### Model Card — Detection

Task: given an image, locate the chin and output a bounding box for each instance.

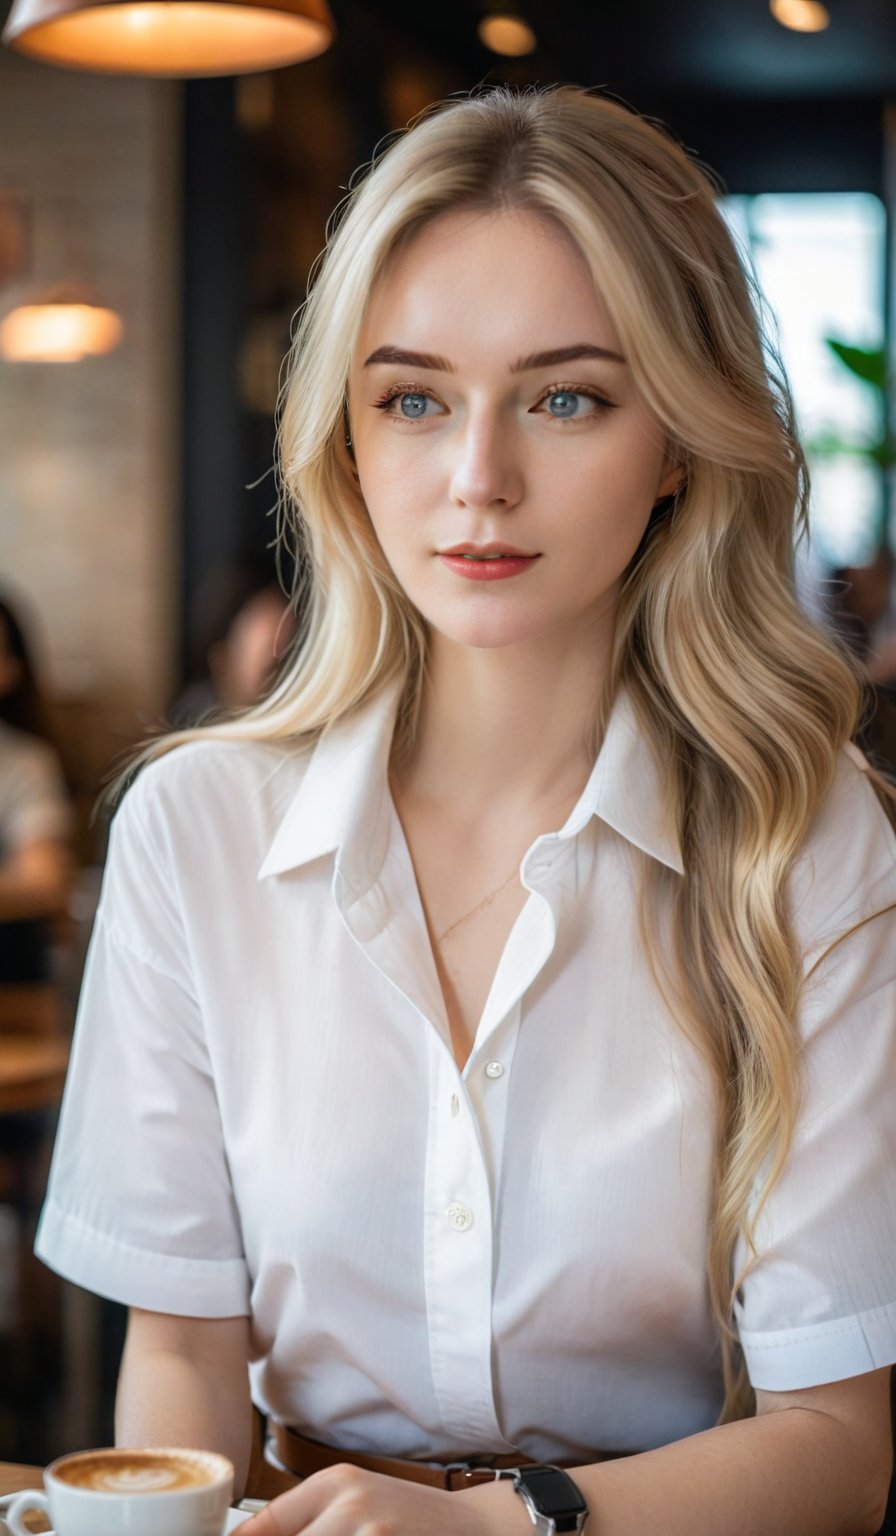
[425,606,555,652]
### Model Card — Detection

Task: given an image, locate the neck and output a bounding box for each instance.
[393,622,614,824]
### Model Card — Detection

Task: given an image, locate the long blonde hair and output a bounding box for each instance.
[120,86,894,1423]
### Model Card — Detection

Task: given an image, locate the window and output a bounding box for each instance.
[723,193,887,573]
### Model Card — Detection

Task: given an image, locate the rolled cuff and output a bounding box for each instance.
[741,1300,896,1390]
[35,1198,251,1317]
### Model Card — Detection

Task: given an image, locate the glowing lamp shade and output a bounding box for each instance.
[769,0,830,33]
[0,292,124,362]
[477,14,537,56]
[1,0,335,76]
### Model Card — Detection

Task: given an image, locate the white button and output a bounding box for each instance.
[445,1202,473,1232]
[449,1094,460,1117]
[485,1060,504,1080]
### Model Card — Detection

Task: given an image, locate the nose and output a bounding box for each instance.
[448,411,523,512]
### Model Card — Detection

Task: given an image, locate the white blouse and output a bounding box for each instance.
[36,679,896,1460]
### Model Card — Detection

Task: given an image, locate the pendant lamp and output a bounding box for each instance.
[769,0,830,31]
[2,0,335,77]
[478,15,537,57]
[0,281,124,362]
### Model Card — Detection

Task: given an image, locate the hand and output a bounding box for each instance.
[242,1463,530,1535]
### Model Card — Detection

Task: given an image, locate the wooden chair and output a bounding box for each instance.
[0,982,69,1129]
[0,983,65,1039]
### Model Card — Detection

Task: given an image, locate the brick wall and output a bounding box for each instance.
[0,46,181,790]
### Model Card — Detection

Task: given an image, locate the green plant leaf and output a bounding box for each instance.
[825,338,887,391]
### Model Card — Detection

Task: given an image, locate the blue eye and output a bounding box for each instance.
[397,392,433,418]
[374,386,446,423]
[545,391,593,419]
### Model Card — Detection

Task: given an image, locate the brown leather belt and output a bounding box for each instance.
[271,1422,572,1491]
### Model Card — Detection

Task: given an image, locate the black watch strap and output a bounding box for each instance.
[500,1464,589,1533]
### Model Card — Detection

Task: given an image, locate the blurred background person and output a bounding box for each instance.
[0,592,72,985]
[170,564,297,728]
[0,590,75,1457]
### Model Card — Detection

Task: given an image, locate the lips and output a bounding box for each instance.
[438,550,540,581]
[439,543,538,558]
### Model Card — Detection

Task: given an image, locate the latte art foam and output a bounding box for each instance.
[85,1468,192,1493]
[54,1454,216,1493]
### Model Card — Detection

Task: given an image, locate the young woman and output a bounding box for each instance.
[36,87,895,1536]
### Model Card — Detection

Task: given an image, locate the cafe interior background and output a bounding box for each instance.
[0,0,895,1468]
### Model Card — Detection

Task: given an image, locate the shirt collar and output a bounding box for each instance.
[558,687,684,874]
[258,676,683,883]
[257,677,404,888]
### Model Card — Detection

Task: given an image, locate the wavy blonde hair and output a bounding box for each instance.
[121,86,894,1424]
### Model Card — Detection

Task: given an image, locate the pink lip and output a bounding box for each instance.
[440,542,537,557]
[438,553,540,581]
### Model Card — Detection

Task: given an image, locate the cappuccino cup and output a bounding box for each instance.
[5,1447,234,1536]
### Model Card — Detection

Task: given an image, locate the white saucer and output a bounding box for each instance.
[227,1510,256,1532]
[0,1502,257,1536]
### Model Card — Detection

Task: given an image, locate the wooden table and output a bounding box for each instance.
[0,1463,43,1494]
[0,1464,48,1533]
[0,1035,69,1114]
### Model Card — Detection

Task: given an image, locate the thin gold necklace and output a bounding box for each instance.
[436,864,521,945]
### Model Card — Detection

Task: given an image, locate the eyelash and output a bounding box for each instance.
[534,383,616,418]
[370,382,616,422]
[371,383,431,416]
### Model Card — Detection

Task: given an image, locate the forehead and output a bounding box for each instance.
[355,207,620,360]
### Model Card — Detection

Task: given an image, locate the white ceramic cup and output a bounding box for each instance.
[5,1447,234,1536]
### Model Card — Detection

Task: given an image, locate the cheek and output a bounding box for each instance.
[357,450,436,550]
[549,452,658,560]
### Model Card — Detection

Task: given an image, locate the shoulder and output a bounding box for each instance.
[114,732,317,863]
[790,744,896,967]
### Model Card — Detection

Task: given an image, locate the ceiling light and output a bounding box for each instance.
[769,0,830,33]
[478,14,537,57]
[0,283,123,362]
[1,0,335,77]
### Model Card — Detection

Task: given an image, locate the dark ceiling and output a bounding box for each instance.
[348,0,896,101]
[0,0,895,99]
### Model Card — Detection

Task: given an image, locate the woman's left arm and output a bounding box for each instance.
[246,1368,892,1536]
[506,1368,894,1536]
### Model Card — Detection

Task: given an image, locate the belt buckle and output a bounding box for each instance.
[442,1458,506,1491]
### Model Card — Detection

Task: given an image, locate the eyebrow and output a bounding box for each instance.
[362,342,626,371]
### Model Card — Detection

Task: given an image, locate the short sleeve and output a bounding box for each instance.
[0,732,71,850]
[35,769,250,1316]
[735,758,896,1391]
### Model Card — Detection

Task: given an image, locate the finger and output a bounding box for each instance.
[240,1484,310,1536]
[240,1466,370,1536]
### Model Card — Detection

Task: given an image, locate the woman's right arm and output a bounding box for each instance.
[115,1309,254,1496]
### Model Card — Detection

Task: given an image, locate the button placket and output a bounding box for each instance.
[423,1044,508,1446]
[462,998,522,1202]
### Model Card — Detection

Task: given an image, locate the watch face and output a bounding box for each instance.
[517,1466,588,1517]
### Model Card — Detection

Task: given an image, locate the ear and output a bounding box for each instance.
[654,463,686,503]
[342,407,360,484]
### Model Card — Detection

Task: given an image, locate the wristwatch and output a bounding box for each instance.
[498,1465,589,1533]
